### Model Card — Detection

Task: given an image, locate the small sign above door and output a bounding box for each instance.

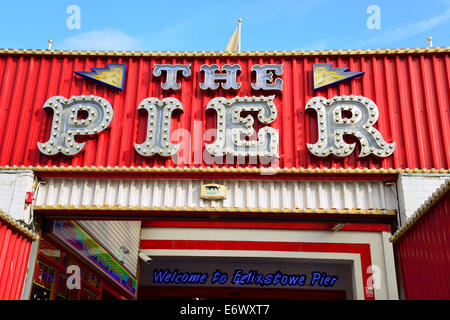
[200,184,227,200]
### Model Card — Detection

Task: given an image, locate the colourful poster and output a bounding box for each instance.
[53,220,137,296]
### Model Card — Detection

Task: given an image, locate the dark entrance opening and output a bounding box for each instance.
[138,286,346,300]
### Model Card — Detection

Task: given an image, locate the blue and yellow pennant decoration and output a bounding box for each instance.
[75,63,126,91]
[313,63,364,91]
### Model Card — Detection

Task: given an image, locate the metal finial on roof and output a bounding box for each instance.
[427,36,433,48]
[47,40,53,50]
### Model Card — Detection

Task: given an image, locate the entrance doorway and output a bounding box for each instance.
[138,285,346,300]
[137,256,353,300]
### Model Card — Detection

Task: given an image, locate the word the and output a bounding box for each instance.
[154,64,283,91]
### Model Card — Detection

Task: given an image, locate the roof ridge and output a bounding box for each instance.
[0,47,449,57]
[390,179,450,242]
[0,165,449,174]
[0,209,39,241]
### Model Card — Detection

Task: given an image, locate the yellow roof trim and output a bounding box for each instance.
[34,204,396,216]
[0,210,39,241]
[0,165,448,175]
[0,47,449,57]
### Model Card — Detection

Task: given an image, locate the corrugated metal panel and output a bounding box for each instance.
[0,52,448,171]
[0,213,34,300]
[393,181,450,299]
[77,220,141,276]
[35,178,397,213]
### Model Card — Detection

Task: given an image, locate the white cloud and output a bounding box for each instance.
[58,28,142,51]
[302,39,330,51]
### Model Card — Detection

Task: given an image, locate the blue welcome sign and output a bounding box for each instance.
[153,268,338,288]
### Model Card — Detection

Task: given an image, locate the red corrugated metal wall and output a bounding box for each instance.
[0,52,448,170]
[0,219,33,300]
[395,191,450,299]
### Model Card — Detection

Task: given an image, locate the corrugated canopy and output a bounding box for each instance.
[35,178,397,216]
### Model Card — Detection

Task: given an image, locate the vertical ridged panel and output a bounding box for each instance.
[0,219,32,300]
[0,53,448,170]
[35,178,398,211]
[395,192,450,299]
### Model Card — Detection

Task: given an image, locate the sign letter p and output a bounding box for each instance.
[38,95,113,156]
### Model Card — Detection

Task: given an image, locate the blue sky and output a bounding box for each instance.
[0,0,449,51]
